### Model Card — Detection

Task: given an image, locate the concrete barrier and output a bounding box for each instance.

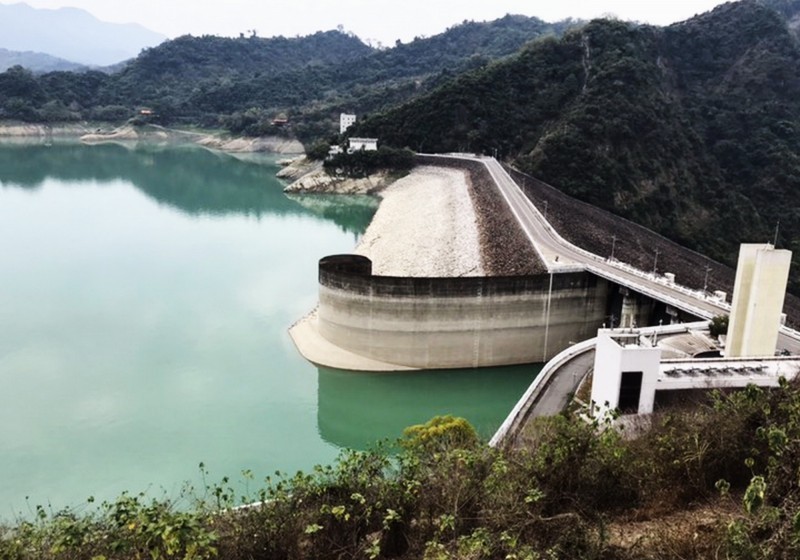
[489,337,597,447]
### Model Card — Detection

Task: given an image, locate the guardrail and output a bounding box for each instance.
[602,260,731,309]
[780,325,800,342]
[489,336,597,447]
[484,159,733,319]
[585,264,722,320]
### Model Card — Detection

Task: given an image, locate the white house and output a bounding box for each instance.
[348,137,378,152]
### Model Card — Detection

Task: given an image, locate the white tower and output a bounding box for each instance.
[340,113,356,134]
[726,243,792,357]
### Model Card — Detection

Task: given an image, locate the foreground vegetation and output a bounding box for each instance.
[5,380,800,559]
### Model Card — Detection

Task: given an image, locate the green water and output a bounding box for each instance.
[0,142,540,518]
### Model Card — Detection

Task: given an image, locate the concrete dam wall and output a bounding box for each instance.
[317,255,610,369]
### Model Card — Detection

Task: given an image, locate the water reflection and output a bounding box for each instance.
[316,365,541,449]
[0,142,377,234]
[286,193,379,237]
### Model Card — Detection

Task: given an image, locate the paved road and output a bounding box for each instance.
[482,158,727,316]
[529,350,595,417]
[478,157,800,354]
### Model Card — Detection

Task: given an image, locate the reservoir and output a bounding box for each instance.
[0,142,540,517]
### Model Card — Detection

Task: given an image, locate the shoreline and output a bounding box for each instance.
[0,121,306,155]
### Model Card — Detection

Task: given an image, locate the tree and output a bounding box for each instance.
[709,315,729,337]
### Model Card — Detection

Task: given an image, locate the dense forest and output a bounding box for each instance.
[0,16,575,139]
[355,0,800,290]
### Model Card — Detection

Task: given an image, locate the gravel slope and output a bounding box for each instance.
[354,166,483,277]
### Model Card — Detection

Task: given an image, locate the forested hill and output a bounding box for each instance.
[354,0,800,291]
[0,15,575,137]
[0,48,85,73]
[116,31,373,87]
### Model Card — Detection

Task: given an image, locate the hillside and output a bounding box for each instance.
[0,15,576,136]
[0,48,84,73]
[0,2,165,66]
[355,0,800,291]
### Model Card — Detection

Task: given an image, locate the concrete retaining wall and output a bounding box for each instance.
[318,254,609,369]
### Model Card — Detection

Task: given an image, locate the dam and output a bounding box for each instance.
[290,155,799,372]
[317,255,606,368]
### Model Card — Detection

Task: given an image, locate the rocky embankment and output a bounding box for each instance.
[81,124,173,143]
[196,134,304,154]
[281,159,395,195]
[415,156,547,276]
[284,167,393,195]
[0,123,96,137]
[283,156,546,276]
[282,162,483,275]
[83,124,305,154]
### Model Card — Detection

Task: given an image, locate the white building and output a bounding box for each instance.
[340,113,356,134]
[348,137,378,152]
[590,330,662,418]
[590,326,800,419]
[726,243,792,357]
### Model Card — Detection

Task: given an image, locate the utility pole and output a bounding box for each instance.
[652,249,660,275]
[773,220,781,247]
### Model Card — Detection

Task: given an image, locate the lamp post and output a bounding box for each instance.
[703,265,711,293]
[652,249,660,275]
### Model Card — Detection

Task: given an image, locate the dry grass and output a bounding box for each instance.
[603,497,742,560]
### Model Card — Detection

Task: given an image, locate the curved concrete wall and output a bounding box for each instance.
[318,255,609,369]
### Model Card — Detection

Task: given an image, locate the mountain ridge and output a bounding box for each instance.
[0,2,166,66]
[0,47,85,73]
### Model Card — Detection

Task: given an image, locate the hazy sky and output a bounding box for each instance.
[16,0,731,44]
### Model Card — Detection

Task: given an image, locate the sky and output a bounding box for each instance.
[15,0,732,45]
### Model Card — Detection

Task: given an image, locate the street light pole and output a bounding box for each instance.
[652,249,660,275]
[703,265,711,293]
